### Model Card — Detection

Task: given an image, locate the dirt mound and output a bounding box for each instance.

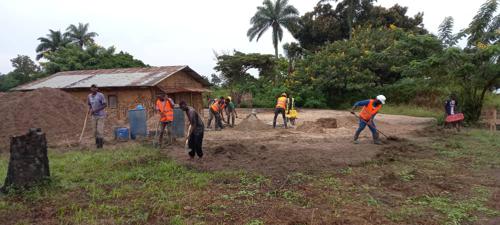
[296,121,325,133]
[209,143,252,160]
[235,115,269,131]
[0,88,118,151]
[316,118,338,128]
[296,118,338,133]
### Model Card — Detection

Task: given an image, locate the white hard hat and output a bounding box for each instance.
[376,95,386,104]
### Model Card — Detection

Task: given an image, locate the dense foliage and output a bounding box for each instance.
[42,44,146,74]
[215,0,499,123]
[289,1,426,51]
[0,55,41,91]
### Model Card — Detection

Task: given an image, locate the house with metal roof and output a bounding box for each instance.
[14,66,211,119]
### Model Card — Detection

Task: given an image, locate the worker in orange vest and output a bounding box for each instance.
[350,95,386,145]
[156,94,175,147]
[208,96,225,131]
[273,93,288,129]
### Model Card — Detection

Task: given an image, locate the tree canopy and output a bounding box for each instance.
[290,1,426,51]
[1,23,146,91]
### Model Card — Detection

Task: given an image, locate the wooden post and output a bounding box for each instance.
[491,108,498,132]
[2,128,50,192]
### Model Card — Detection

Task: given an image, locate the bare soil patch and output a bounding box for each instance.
[166,109,435,177]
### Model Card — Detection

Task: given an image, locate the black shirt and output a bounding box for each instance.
[187,107,204,134]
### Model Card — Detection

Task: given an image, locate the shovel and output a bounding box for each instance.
[152,120,160,148]
[79,109,90,144]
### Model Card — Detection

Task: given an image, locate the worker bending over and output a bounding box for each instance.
[350,95,386,145]
[156,94,175,147]
[207,96,225,130]
[225,97,238,127]
[273,93,288,129]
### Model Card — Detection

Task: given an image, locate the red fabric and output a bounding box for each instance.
[446,113,464,123]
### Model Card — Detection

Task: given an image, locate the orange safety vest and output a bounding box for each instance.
[359,99,382,121]
[276,97,287,109]
[156,99,174,122]
[210,100,220,112]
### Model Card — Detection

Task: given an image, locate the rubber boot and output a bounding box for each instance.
[97,138,104,149]
[373,133,382,145]
[353,131,361,144]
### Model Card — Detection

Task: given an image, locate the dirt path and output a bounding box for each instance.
[165,109,436,177]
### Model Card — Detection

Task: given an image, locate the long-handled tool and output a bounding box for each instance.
[152,119,160,148]
[79,109,90,143]
[351,112,393,139]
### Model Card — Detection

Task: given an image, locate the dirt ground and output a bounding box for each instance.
[165,109,436,177]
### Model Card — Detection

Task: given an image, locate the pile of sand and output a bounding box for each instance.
[296,118,338,133]
[0,88,118,151]
[235,115,269,131]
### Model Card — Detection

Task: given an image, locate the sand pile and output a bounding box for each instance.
[296,118,338,133]
[235,115,269,131]
[0,88,118,151]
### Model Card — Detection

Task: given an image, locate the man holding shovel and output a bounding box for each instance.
[180,101,205,159]
[87,84,107,149]
[350,95,386,145]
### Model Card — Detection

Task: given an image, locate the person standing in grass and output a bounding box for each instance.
[87,84,107,149]
[180,101,205,159]
[225,97,238,127]
[444,94,462,131]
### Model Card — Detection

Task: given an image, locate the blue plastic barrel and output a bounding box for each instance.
[172,107,185,138]
[114,127,130,141]
[128,109,147,139]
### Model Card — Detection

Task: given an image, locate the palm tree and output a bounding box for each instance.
[65,23,98,48]
[35,30,69,60]
[247,0,300,57]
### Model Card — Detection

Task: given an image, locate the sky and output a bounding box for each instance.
[0,0,485,77]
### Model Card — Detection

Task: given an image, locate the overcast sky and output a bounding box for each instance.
[0,0,484,77]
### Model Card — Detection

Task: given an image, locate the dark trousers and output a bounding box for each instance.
[273,108,287,128]
[210,109,223,130]
[188,131,204,158]
[354,119,378,140]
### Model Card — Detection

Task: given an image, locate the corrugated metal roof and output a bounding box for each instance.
[14,66,210,91]
[160,87,212,94]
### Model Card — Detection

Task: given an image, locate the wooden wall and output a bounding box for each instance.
[156,71,205,116]
[67,87,155,121]
[65,70,208,120]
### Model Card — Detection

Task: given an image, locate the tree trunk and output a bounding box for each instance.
[1,128,50,192]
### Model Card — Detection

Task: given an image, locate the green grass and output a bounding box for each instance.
[380,104,442,118]
[0,129,498,224]
[484,93,500,109]
[0,146,214,224]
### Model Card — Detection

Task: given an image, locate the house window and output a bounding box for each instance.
[108,95,118,108]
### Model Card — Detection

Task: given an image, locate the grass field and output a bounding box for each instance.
[380,104,442,118]
[0,129,499,224]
